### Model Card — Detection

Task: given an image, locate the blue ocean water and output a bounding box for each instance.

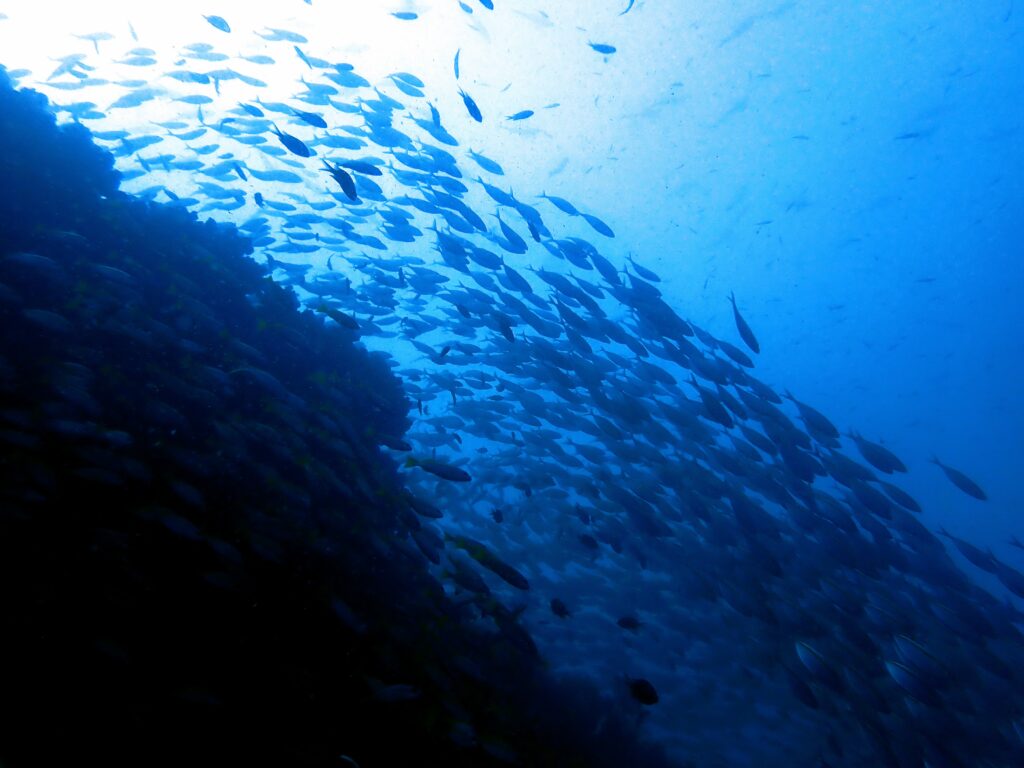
[0,2,1021,766]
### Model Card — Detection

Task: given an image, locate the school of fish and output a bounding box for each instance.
[0,4,1021,767]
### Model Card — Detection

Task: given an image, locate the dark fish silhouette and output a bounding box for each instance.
[849,431,907,473]
[322,160,358,200]
[269,123,311,157]
[931,456,987,501]
[291,107,326,128]
[628,678,658,705]
[729,291,760,354]
[459,88,482,122]
[407,457,471,482]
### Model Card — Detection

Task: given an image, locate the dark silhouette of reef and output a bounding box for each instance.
[0,67,672,768]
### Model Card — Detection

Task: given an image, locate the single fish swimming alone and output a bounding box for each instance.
[506,110,534,121]
[589,42,617,54]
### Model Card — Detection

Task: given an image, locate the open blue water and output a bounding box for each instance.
[0,2,1021,766]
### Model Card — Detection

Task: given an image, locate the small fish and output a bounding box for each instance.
[314,302,359,330]
[269,123,311,157]
[454,49,461,80]
[931,456,987,501]
[506,110,534,121]
[406,457,471,482]
[239,102,263,117]
[617,615,642,631]
[628,678,658,705]
[460,88,482,122]
[291,107,326,128]
[366,677,421,702]
[490,508,503,523]
[469,150,504,175]
[392,11,418,20]
[294,45,313,69]
[447,534,528,589]
[589,42,617,54]
[848,431,906,473]
[582,212,614,238]
[203,15,230,33]
[729,292,760,354]
[540,192,579,216]
[339,159,383,176]
[620,0,637,14]
[550,598,571,618]
[322,160,358,201]
[627,256,660,282]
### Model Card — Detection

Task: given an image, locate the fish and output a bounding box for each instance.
[589,42,617,54]
[550,598,570,618]
[468,150,504,175]
[729,291,760,354]
[406,457,471,482]
[447,534,529,590]
[848,431,907,473]
[290,107,327,128]
[391,12,418,21]
[617,616,642,631]
[454,49,461,80]
[459,88,483,122]
[931,456,987,500]
[627,678,658,705]
[238,102,264,117]
[203,15,231,33]
[294,45,313,69]
[540,193,579,216]
[506,110,534,121]
[313,302,359,330]
[627,256,660,282]
[269,123,311,157]
[581,212,614,238]
[620,0,637,14]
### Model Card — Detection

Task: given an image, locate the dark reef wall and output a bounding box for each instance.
[0,68,669,768]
